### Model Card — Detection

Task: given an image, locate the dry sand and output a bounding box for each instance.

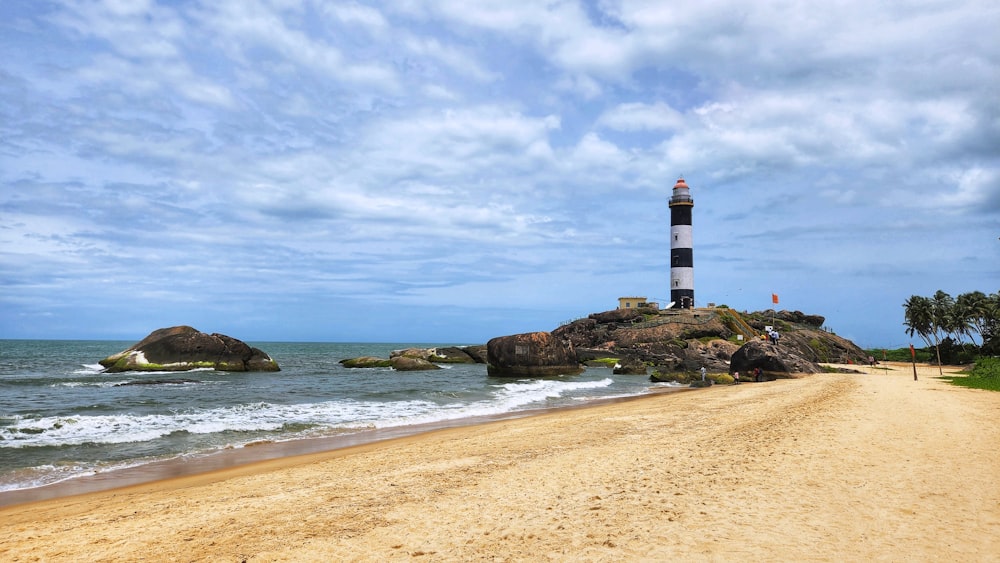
[1,362,998,562]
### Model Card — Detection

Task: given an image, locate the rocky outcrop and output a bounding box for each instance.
[544,307,867,377]
[486,331,583,377]
[99,326,280,373]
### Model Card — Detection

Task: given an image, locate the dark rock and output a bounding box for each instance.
[99,326,279,373]
[390,355,441,371]
[729,339,821,377]
[612,357,647,375]
[340,356,392,368]
[486,331,583,377]
[431,347,478,363]
[461,345,488,364]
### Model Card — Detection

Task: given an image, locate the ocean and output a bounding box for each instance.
[0,340,677,498]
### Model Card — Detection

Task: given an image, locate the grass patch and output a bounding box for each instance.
[940,357,1000,392]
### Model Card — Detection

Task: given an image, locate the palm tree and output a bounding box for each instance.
[903,294,946,375]
[903,294,934,346]
[981,291,1000,355]
[930,290,956,374]
[955,291,989,346]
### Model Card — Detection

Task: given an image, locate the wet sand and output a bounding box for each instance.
[1,363,998,561]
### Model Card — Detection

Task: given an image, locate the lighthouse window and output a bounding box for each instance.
[673,279,679,287]
[674,234,678,241]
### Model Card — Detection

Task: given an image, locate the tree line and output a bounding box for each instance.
[903,290,1000,364]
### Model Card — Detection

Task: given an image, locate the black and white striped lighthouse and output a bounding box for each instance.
[668,177,694,309]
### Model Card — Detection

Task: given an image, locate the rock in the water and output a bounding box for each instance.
[612,357,648,375]
[99,326,280,373]
[486,331,583,377]
[339,356,392,368]
[390,355,441,371]
[339,345,486,371]
[429,346,478,363]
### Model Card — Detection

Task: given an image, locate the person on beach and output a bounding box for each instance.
[754,366,762,382]
[700,366,706,382]
[733,371,740,385]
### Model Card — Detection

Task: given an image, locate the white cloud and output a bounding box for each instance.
[597,102,685,131]
[1,0,997,346]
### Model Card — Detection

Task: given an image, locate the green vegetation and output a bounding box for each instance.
[940,358,1000,392]
[866,346,934,363]
[588,357,620,367]
[903,289,1000,362]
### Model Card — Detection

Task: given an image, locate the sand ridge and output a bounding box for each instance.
[1,363,998,561]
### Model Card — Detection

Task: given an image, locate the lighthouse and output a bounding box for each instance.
[668,177,694,309]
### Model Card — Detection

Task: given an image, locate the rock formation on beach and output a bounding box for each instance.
[99,326,280,373]
[495,307,867,380]
[486,331,583,377]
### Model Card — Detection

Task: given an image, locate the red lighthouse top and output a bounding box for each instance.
[669,176,693,206]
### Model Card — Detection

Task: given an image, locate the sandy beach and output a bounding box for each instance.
[1,362,998,562]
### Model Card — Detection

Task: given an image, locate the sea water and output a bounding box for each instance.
[0,340,676,494]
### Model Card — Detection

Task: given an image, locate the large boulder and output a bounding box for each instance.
[728,339,821,378]
[99,326,280,373]
[487,331,583,377]
[339,356,392,368]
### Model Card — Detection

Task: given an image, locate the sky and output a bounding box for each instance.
[1,0,998,347]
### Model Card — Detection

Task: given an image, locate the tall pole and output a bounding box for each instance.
[909,343,918,381]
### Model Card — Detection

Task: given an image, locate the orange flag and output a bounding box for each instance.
[771,293,779,304]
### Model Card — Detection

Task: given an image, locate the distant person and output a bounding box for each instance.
[733,371,740,385]
[700,366,707,382]
[868,355,876,367]
[754,367,762,382]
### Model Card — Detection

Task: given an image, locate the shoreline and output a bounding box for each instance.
[0,385,693,508]
[2,363,997,561]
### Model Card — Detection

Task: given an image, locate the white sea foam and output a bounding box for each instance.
[1,377,615,449]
